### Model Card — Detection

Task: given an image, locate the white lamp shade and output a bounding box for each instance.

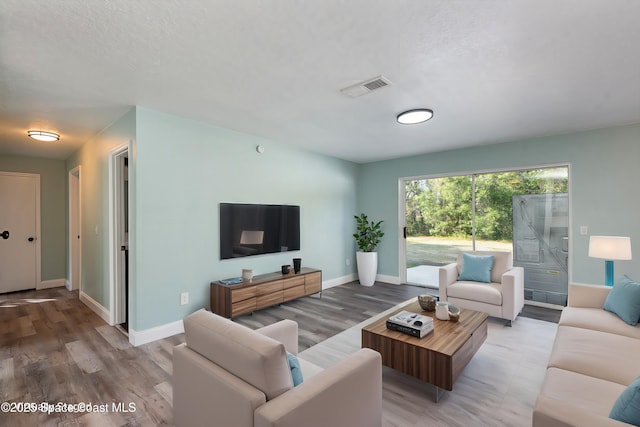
[588,236,632,260]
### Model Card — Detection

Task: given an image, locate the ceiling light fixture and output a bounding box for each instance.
[27,130,60,142]
[396,109,434,125]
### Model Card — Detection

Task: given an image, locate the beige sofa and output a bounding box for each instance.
[173,309,382,427]
[533,283,640,427]
[439,250,524,325]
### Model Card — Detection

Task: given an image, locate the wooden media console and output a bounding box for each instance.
[210,267,322,318]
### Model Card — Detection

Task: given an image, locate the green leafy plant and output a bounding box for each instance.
[353,213,384,252]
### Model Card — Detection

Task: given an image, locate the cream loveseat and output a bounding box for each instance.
[173,309,382,427]
[439,250,524,326]
[533,283,640,427]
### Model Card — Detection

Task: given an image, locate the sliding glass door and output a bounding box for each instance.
[405,176,472,287]
[403,166,569,303]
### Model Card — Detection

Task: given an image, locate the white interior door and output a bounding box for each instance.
[69,167,81,291]
[0,173,38,293]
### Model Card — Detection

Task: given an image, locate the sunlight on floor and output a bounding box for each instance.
[0,298,57,308]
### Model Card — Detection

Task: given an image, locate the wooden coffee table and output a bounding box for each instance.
[361,299,488,401]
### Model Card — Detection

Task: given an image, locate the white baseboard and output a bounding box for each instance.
[318,273,403,289]
[79,291,111,324]
[376,274,401,285]
[323,273,357,289]
[38,278,67,290]
[129,320,184,347]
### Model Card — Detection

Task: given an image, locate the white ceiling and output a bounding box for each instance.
[1,1,639,163]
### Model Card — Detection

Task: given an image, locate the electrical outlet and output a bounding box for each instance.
[580,226,588,235]
[180,292,189,305]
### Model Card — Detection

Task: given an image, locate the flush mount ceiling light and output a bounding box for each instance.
[27,130,60,142]
[396,109,434,125]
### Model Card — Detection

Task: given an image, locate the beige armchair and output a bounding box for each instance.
[173,309,382,427]
[438,251,524,326]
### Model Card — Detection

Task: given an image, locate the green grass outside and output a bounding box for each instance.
[406,236,512,268]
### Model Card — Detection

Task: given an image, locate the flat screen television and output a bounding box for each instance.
[219,203,300,260]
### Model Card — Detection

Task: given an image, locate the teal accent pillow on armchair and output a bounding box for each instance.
[603,275,640,326]
[610,376,640,425]
[458,253,494,283]
[286,352,304,386]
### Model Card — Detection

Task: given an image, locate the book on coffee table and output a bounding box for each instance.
[386,310,434,338]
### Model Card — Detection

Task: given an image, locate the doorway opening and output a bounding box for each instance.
[109,145,129,331]
[68,167,81,291]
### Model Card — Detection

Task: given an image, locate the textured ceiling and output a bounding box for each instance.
[1,0,639,163]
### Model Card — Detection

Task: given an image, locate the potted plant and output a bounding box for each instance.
[353,213,384,287]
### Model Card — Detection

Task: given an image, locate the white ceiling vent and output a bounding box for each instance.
[340,76,392,97]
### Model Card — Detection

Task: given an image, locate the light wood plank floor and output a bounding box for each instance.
[0,282,559,426]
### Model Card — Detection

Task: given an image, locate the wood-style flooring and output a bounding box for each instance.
[0,282,560,426]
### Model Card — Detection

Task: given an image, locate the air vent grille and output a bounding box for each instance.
[340,76,392,97]
[363,78,389,91]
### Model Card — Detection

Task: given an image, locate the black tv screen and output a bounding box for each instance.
[220,203,300,260]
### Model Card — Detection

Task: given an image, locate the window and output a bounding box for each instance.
[404,166,569,304]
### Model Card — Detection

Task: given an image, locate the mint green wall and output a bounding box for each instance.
[131,108,358,331]
[66,108,136,308]
[358,123,640,285]
[70,103,638,333]
[0,155,66,281]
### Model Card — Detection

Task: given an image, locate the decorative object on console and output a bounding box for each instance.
[353,213,384,287]
[242,269,253,281]
[218,277,243,285]
[293,258,301,274]
[589,236,632,286]
[281,265,290,274]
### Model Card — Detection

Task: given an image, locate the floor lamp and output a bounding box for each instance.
[588,236,632,286]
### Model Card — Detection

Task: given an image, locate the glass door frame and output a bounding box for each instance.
[398,163,572,288]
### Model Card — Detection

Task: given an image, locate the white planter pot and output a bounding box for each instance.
[356,251,378,287]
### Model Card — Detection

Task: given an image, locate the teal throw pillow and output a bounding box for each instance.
[458,253,494,283]
[603,275,640,326]
[286,351,303,386]
[610,376,640,425]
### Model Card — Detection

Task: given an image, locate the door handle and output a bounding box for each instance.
[28,237,36,242]
[1,230,8,240]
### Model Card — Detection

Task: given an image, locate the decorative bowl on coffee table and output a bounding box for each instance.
[418,295,437,312]
[448,305,460,322]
